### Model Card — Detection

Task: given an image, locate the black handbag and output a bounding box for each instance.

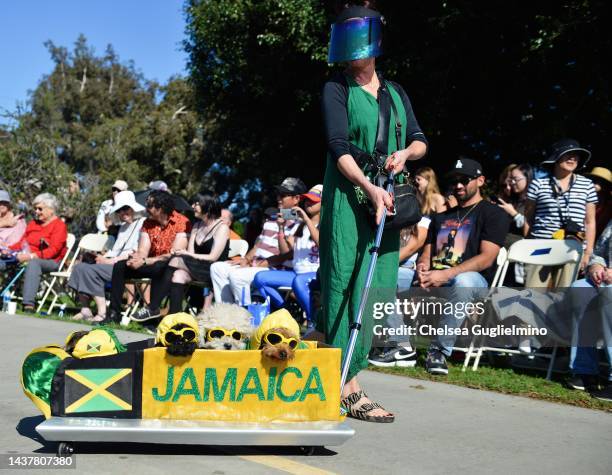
[348,77,422,230]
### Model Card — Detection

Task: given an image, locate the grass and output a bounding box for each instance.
[369,355,612,412]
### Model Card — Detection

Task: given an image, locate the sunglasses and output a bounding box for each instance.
[117,205,131,213]
[112,187,121,193]
[206,327,244,341]
[34,206,45,211]
[263,331,298,349]
[450,175,478,186]
[164,327,197,344]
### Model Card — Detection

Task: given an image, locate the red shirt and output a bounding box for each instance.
[141,211,191,257]
[10,217,68,262]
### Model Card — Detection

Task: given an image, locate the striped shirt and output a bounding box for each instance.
[254,219,299,268]
[526,174,597,238]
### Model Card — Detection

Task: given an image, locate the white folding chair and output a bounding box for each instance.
[463,239,582,379]
[36,233,113,314]
[228,239,249,258]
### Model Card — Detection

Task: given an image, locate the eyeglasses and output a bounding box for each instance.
[34,206,45,211]
[508,177,525,184]
[262,331,298,349]
[449,176,477,187]
[206,328,244,341]
[112,187,121,193]
[164,327,197,344]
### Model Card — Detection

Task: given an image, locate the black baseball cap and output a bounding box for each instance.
[446,158,484,178]
[275,177,307,195]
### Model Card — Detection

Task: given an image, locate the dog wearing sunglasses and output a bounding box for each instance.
[250,309,303,361]
[156,313,200,357]
[197,303,254,350]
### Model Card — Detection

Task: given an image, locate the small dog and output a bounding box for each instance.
[156,313,200,357]
[250,309,302,361]
[197,303,254,350]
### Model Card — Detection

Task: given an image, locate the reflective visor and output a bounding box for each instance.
[328,17,383,63]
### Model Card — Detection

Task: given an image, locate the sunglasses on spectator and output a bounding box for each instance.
[206,328,244,341]
[117,205,131,213]
[112,187,121,192]
[263,331,299,349]
[34,206,46,211]
[449,175,478,186]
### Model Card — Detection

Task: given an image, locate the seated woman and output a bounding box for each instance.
[253,185,322,325]
[167,193,230,313]
[10,193,67,312]
[68,191,145,322]
[0,190,26,250]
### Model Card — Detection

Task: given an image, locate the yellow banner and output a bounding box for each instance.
[141,347,342,423]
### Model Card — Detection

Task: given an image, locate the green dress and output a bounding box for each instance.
[319,75,409,382]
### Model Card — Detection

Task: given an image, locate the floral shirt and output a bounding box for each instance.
[141,211,191,257]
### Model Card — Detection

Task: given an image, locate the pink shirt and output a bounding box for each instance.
[0,216,26,248]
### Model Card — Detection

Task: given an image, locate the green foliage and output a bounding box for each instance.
[185,0,611,189]
[1,35,213,235]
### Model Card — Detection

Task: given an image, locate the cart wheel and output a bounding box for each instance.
[57,442,74,457]
[300,446,321,456]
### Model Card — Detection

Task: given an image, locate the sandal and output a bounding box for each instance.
[72,308,94,321]
[341,390,395,423]
[89,314,106,323]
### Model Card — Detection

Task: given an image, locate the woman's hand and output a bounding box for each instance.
[16,253,33,263]
[384,150,407,175]
[172,249,190,257]
[588,263,606,286]
[497,197,517,217]
[364,183,393,225]
[292,206,309,222]
[95,255,112,265]
[579,253,591,272]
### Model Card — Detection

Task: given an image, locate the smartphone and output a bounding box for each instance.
[280,208,300,221]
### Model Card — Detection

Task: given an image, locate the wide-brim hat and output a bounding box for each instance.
[584,166,612,186]
[112,180,128,191]
[541,138,591,168]
[0,190,11,203]
[110,190,145,214]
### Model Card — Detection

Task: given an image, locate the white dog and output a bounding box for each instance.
[197,303,254,350]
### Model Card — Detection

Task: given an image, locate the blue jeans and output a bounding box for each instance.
[569,279,612,380]
[386,266,416,344]
[429,271,489,357]
[253,270,318,322]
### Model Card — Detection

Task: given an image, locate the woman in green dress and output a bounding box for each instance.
[319,4,427,422]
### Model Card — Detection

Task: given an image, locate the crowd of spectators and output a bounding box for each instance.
[0,137,610,401]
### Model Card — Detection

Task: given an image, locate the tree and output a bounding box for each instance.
[185,0,611,188]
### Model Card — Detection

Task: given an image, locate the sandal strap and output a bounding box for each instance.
[341,390,366,409]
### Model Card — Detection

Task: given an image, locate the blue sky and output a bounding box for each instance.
[0,0,187,124]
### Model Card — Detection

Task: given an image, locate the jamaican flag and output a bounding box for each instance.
[51,351,143,419]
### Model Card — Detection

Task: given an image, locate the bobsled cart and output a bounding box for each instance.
[22,338,354,457]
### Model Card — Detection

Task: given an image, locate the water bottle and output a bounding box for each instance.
[58,303,66,318]
[2,293,10,312]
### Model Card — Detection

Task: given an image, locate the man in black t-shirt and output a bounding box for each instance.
[416,158,510,375]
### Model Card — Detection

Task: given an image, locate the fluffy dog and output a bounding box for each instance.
[197,303,254,350]
[249,309,303,361]
[156,313,200,357]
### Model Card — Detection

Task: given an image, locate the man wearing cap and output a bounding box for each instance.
[0,190,26,249]
[416,158,510,375]
[524,139,598,283]
[210,177,306,305]
[96,180,129,233]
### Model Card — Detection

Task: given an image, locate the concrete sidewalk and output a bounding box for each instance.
[1,312,611,474]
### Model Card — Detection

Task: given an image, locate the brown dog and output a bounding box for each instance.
[260,327,299,361]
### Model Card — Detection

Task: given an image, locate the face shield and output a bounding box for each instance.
[328,15,384,63]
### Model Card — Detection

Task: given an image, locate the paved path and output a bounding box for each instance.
[1,312,611,474]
